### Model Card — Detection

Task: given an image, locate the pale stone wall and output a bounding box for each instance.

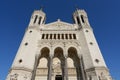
[6,9,112,80]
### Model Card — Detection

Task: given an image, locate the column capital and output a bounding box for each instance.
[64,55,68,58]
[50,54,54,58]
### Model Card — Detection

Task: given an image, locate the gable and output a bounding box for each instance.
[41,20,77,30]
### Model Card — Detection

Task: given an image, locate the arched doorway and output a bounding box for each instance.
[53,47,64,80]
[68,47,82,80]
[35,47,50,80]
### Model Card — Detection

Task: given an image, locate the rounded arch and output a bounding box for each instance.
[40,47,50,58]
[68,47,80,67]
[68,47,78,58]
[66,44,81,57]
[53,47,64,78]
[67,47,81,80]
[36,43,51,58]
[34,47,50,80]
[36,47,50,67]
[54,47,64,58]
[52,42,65,57]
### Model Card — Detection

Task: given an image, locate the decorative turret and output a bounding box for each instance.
[29,8,46,27]
[73,9,91,29]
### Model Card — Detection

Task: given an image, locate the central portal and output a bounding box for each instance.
[55,75,62,80]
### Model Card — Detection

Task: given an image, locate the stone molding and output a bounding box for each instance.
[9,67,33,73]
[85,66,109,72]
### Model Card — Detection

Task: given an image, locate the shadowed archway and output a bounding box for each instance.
[35,47,50,80]
[68,47,82,80]
[53,47,65,80]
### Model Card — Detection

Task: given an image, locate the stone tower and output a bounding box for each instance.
[6,9,112,80]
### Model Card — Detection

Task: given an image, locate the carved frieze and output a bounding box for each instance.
[38,40,80,48]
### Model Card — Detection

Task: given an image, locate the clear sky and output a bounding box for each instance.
[0,0,120,80]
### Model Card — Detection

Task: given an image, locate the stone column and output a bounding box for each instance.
[60,34,62,40]
[48,34,50,39]
[48,56,53,80]
[56,34,58,40]
[31,54,39,80]
[68,34,70,39]
[79,56,86,80]
[64,34,66,39]
[52,34,54,39]
[71,34,74,39]
[44,34,47,39]
[64,57,68,80]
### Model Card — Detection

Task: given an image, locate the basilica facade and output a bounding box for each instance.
[6,9,112,80]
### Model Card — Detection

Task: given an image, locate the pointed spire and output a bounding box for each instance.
[75,5,79,11]
[40,5,44,11]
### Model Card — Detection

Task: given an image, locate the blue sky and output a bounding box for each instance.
[0,0,120,80]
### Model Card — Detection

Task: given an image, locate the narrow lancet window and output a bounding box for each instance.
[73,34,76,39]
[54,34,56,39]
[76,16,80,24]
[46,34,48,39]
[81,15,85,23]
[34,15,38,23]
[50,34,52,39]
[42,34,45,39]
[62,34,64,39]
[38,17,42,25]
[43,18,46,24]
[58,34,60,39]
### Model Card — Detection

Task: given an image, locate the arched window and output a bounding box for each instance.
[38,16,42,25]
[50,34,52,39]
[73,34,76,39]
[81,15,85,23]
[42,34,45,39]
[76,16,80,24]
[58,34,60,39]
[54,34,56,39]
[65,34,68,39]
[34,15,38,23]
[46,34,49,39]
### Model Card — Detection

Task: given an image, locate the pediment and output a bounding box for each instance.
[41,19,77,30]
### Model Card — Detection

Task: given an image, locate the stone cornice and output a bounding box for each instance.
[9,67,33,73]
[85,66,109,72]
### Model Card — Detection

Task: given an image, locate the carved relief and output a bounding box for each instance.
[9,73,18,80]
[100,72,107,80]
